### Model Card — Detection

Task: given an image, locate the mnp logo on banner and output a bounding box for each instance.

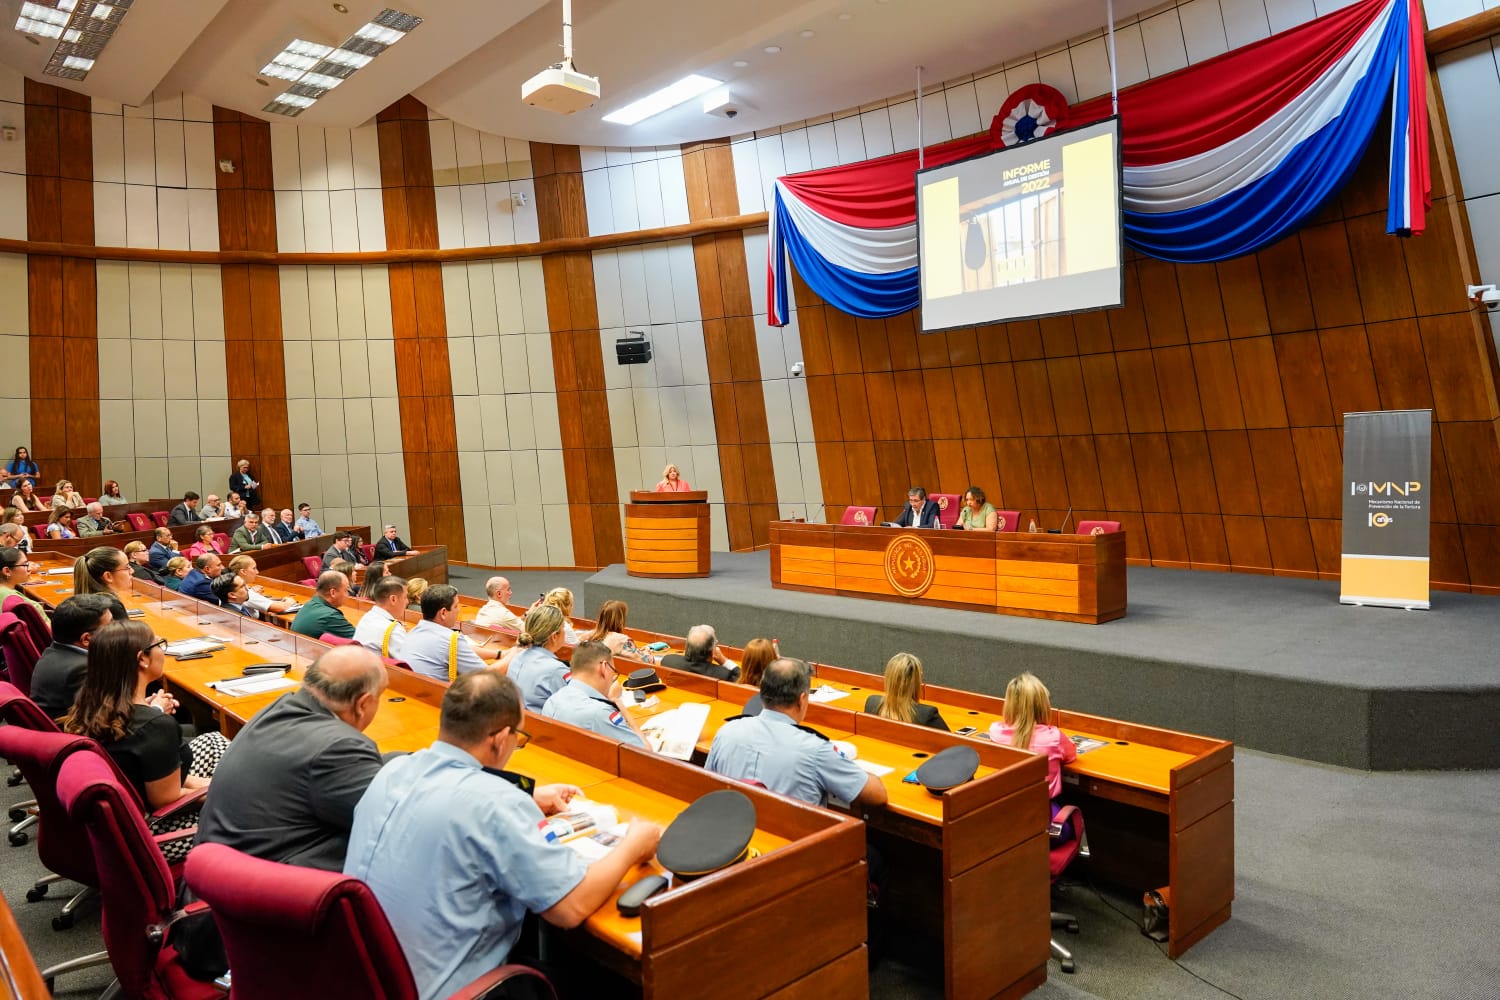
[1340,409,1431,609]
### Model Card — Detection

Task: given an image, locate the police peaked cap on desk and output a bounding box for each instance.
[657,789,758,879]
[915,745,980,796]
[623,667,666,693]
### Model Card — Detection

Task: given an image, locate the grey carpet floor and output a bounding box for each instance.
[7,749,1497,1000]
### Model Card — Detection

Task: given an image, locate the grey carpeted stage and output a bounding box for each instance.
[587,552,1500,771]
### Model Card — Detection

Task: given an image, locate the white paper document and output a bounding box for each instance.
[809,686,849,704]
[207,673,296,697]
[639,702,711,760]
[164,638,226,656]
[856,759,895,777]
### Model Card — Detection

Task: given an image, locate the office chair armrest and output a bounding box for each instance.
[147,899,212,944]
[447,964,557,1000]
[150,786,209,822]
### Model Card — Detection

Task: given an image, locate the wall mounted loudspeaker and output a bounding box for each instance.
[616,330,653,365]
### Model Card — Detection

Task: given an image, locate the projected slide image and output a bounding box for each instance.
[956,175,1062,292]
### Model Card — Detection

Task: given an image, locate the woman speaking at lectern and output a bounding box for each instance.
[654,464,692,492]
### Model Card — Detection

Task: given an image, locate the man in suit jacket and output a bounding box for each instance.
[322,532,367,568]
[148,527,178,570]
[76,502,120,537]
[894,487,942,529]
[270,509,299,543]
[181,553,225,604]
[373,524,411,561]
[231,513,275,551]
[169,492,204,525]
[660,624,740,682]
[29,594,117,718]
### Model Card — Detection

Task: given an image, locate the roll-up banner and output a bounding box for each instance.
[1340,409,1431,609]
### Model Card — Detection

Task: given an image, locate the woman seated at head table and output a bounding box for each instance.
[586,600,656,663]
[653,464,692,493]
[862,652,950,731]
[3,509,32,552]
[10,480,47,512]
[185,524,226,560]
[62,620,229,859]
[955,485,998,531]
[45,507,78,540]
[75,546,137,599]
[161,556,191,591]
[50,480,85,510]
[99,479,129,505]
[3,446,39,488]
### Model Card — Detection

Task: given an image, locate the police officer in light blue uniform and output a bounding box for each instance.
[508,604,570,711]
[541,641,649,750]
[707,657,889,809]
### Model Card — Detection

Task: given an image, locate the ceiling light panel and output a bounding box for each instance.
[15,0,134,80]
[602,74,723,126]
[262,7,421,118]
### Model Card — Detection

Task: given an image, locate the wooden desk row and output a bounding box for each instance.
[247,533,450,587]
[15,516,246,559]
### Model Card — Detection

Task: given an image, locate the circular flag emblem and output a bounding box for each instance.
[990,83,1070,148]
[884,533,936,598]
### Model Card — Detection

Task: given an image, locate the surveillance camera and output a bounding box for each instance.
[724,108,738,119]
[1468,284,1499,311]
[790,361,804,377]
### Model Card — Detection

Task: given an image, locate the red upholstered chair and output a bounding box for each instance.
[839,505,877,527]
[39,496,52,507]
[55,752,219,1000]
[1049,805,1086,973]
[359,543,376,563]
[211,533,232,553]
[303,556,325,580]
[185,842,558,1000]
[128,512,153,532]
[0,612,42,698]
[994,510,1022,533]
[1076,520,1121,536]
[151,511,170,528]
[930,493,962,529]
[2,593,52,657]
[320,634,355,646]
[83,498,97,505]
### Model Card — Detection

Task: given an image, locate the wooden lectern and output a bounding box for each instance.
[624,490,710,578]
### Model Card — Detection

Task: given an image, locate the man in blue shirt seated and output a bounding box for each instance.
[295,503,323,539]
[707,657,888,809]
[541,641,649,749]
[179,552,224,605]
[345,672,662,1000]
[402,584,500,681]
[148,527,177,571]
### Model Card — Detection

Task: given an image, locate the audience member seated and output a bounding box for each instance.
[181,553,225,604]
[0,521,29,556]
[29,593,119,719]
[362,561,386,589]
[474,576,523,630]
[62,620,229,858]
[269,508,297,543]
[737,638,777,689]
[322,531,367,568]
[585,600,654,664]
[99,479,128,506]
[161,556,191,591]
[226,555,297,616]
[404,576,428,607]
[186,524,224,560]
[404,584,497,682]
[169,491,204,525]
[863,652,949,730]
[990,672,1077,805]
[295,503,323,538]
[221,492,245,518]
[344,672,661,1000]
[661,624,740,682]
[895,486,942,529]
[74,546,135,598]
[327,559,359,597]
[352,575,409,659]
[542,640,648,749]
[148,526,178,570]
[212,573,258,618]
[199,495,224,519]
[290,571,355,640]
[232,512,275,552]
[177,646,392,981]
[10,480,47,512]
[50,479,84,510]
[956,486,999,531]
[707,657,887,809]
[654,463,692,492]
[45,507,78,540]
[124,541,167,585]
[373,524,411,560]
[0,545,42,609]
[507,605,570,710]
[77,501,121,537]
[259,508,279,541]
[2,446,39,488]
[230,459,261,509]
[539,587,581,644]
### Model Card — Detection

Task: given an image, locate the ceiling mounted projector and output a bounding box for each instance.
[522,0,599,115]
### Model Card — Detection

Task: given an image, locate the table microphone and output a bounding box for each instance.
[1047,506,1074,534]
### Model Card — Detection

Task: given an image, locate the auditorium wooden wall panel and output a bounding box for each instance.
[1190,343,1245,430]
[378,98,468,558]
[25,79,100,494]
[1229,338,1288,428]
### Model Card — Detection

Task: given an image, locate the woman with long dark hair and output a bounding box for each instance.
[2,446,39,488]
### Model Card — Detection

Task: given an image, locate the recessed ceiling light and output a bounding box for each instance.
[262,8,422,117]
[16,0,134,80]
[602,73,723,125]
[732,59,748,68]
[764,44,781,54]
[332,2,348,10]
[800,29,815,38]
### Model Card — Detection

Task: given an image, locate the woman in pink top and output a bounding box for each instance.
[990,672,1077,835]
[654,464,692,492]
[184,524,224,560]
